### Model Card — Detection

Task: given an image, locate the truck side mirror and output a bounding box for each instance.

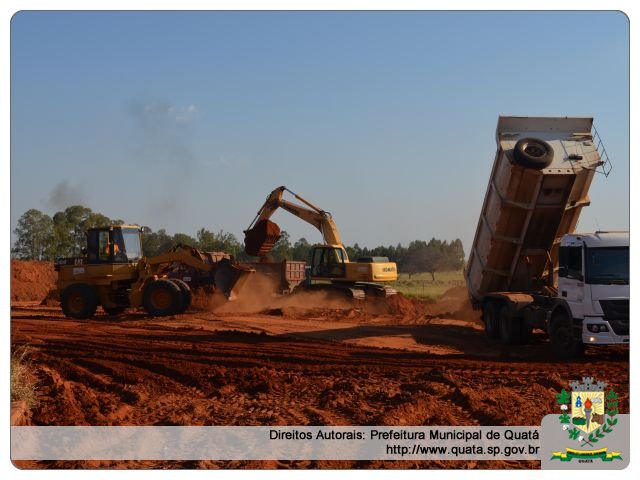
[558,266,568,277]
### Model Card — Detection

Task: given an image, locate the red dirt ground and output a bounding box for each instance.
[11,260,56,302]
[10,261,629,470]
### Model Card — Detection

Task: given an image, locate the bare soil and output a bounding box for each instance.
[10,261,629,470]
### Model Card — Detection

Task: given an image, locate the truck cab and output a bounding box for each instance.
[558,231,629,345]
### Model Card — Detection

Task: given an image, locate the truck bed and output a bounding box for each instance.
[465,116,606,306]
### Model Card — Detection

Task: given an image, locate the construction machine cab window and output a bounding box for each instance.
[86,227,140,264]
[311,246,346,278]
[121,228,142,262]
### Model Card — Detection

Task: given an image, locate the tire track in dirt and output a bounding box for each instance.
[12,303,628,469]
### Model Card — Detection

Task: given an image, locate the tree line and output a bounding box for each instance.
[12,206,465,278]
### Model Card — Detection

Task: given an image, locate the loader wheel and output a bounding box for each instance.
[498,304,522,345]
[513,137,554,169]
[549,311,585,358]
[482,302,500,339]
[61,284,97,319]
[169,278,192,314]
[143,279,182,317]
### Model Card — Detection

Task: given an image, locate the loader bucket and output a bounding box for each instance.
[244,219,281,257]
[214,259,255,299]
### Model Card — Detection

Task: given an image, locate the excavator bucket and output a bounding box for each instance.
[214,259,255,299]
[244,219,281,257]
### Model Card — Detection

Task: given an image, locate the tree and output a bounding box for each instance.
[271,230,292,261]
[141,228,173,257]
[49,206,115,257]
[292,237,312,262]
[12,209,54,260]
[196,228,242,257]
[173,232,196,247]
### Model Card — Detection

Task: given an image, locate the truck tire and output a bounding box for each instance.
[61,284,98,319]
[169,278,192,314]
[482,301,500,339]
[513,137,554,169]
[143,279,182,317]
[519,321,533,344]
[498,304,522,344]
[549,311,585,358]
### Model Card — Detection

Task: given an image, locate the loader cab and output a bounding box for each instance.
[310,245,348,279]
[86,226,142,264]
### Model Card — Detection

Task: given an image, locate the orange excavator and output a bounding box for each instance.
[244,186,398,299]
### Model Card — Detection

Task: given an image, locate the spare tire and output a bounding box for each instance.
[513,137,554,169]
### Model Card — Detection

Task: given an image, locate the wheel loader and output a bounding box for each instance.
[55,225,253,319]
[243,186,398,299]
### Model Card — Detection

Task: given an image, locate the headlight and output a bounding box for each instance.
[587,323,609,333]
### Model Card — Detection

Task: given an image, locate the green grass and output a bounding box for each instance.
[391,270,465,301]
[11,346,38,408]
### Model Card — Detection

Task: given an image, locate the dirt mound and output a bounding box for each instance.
[423,286,480,323]
[385,293,425,317]
[11,260,57,302]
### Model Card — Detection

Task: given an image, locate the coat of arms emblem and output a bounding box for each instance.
[552,377,621,462]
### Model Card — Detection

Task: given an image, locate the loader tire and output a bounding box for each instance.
[549,311,585,358]
[143,279,182,317]
[61,284,97,319]
[513,137,554,169]
[482,301,500,339]
[169,278,192,314]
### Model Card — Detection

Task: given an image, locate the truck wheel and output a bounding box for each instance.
[498,304,522,344]
[482,302,500,339]
[61,284,98,319]
[549,311,585,358]
[169,278,192,314]
[143,279,182,316]
[513,137,554,169]
[519,322,533,344]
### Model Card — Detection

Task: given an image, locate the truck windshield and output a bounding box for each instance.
[585,247,629,285]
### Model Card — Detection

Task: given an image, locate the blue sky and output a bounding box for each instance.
[10,11,629,254]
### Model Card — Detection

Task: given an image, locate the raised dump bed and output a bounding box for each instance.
[465,116,607,307]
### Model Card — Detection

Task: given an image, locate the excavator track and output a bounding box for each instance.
[353,283,398,298]
[296,283,366,300]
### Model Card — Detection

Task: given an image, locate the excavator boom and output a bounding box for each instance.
[244,186,342,257]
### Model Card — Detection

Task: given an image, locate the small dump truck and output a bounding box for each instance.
[465,116,629,357]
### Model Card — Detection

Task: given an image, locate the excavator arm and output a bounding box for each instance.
[244,186,343,256]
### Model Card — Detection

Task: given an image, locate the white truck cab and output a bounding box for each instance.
[558,231,629,345]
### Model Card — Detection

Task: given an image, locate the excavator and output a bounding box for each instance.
[243,186,398,299]
[55,225,254,319]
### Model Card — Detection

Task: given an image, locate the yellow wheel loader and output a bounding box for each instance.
[243,186,398,299]
[55,225,253,319]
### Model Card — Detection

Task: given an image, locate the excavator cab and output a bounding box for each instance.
[85,226,143,264]
[310,246,347,279]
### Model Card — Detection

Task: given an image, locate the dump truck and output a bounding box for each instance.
[243,186,398,299]
[465,116,629,357]
[55,225,254,318]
